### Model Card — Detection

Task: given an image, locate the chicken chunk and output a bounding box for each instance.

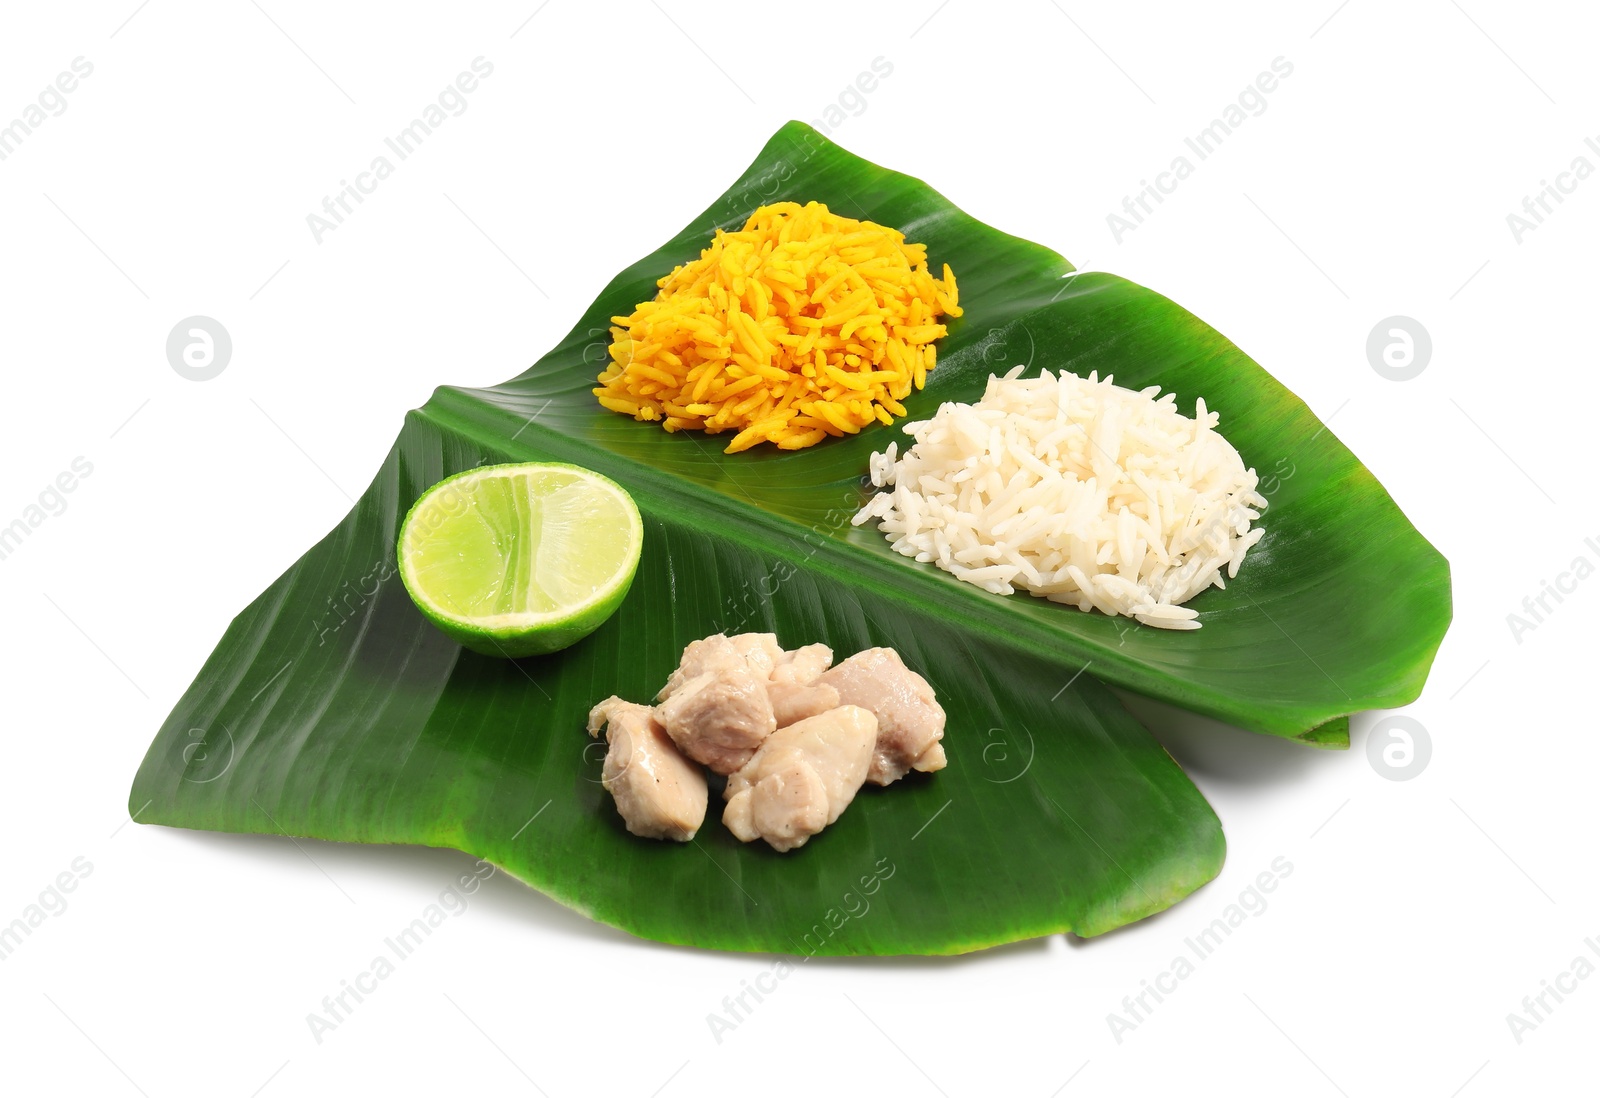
[769,643,833,686]
[723,705,877,852]
[728,633,784,676]
[655,668,777,774]
[657,633,783,700]
[818,648,947,785]
[767,680,840,728]
[586,697,707,841]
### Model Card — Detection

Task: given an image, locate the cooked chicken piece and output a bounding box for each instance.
[586,697,707,841]
[655,668,777,774]
[723,705,877,852]
[728,632,784,676]
[769,642,834,686]
[818,648,947,785]
[657,633,783,700]
[767,680,840,728]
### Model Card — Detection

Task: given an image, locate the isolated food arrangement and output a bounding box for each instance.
[129,122,1450,956]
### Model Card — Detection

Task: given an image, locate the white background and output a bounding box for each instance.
[1,2,1594,1095]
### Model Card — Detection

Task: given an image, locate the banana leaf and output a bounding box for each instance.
[131,412,1222,952]
[129,121,1447,953]
[457,123,1449,743]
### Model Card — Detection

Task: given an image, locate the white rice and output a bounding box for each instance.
[853,367,1268,630]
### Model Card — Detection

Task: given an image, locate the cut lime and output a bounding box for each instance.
[397,462,642,658]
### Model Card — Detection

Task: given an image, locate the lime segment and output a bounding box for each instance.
[398,462,642,657]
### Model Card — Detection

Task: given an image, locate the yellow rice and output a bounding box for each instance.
[594,201,961,453]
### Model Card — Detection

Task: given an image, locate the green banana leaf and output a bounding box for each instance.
[131,409,1223,952]
[129,121,1447,953]
[460,123,1450,743]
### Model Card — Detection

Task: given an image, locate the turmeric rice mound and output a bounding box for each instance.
[594,201,961,453]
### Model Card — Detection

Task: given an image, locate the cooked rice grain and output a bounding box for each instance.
[595,201,960,453]
[853,368,1268,629]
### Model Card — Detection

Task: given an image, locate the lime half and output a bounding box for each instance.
[398,462,643,658]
